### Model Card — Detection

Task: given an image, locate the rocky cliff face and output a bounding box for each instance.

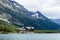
[0,0,60,30]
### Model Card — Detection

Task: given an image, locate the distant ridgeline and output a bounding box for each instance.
[0,0,60,30]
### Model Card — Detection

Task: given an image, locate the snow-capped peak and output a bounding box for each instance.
[32,13,39,18]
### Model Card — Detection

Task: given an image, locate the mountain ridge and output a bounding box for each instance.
[51,19,60,25]
[0,0,60,30]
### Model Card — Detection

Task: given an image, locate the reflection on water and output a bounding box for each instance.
[0,33,59,40]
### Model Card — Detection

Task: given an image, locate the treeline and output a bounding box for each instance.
[0,20,19,34]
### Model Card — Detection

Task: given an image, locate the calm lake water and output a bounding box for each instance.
[0,33,59,40]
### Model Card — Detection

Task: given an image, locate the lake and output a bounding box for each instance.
[0,33,59,40]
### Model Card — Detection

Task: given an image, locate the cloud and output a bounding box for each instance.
[14,0,60,19]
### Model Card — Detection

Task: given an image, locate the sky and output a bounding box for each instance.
[14,0,60,19]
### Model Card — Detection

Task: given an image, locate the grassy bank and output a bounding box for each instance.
[0,26,20,34]
[34,30,60,33]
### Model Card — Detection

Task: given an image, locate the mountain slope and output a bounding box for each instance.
[0,0,60,30]
[51,19,60,25]
[0,19,19,33]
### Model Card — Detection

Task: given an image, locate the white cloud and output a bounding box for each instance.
[14,0,60,19]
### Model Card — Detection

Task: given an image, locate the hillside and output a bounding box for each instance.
[0,19,19,33]
[0,0,60,30]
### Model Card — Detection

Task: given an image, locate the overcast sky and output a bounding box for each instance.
[14,0,60,19]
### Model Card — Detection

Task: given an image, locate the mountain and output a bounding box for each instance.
[0,0,60,30]
[51,19,60,25]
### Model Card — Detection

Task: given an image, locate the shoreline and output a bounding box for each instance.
[0,32,60,34]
